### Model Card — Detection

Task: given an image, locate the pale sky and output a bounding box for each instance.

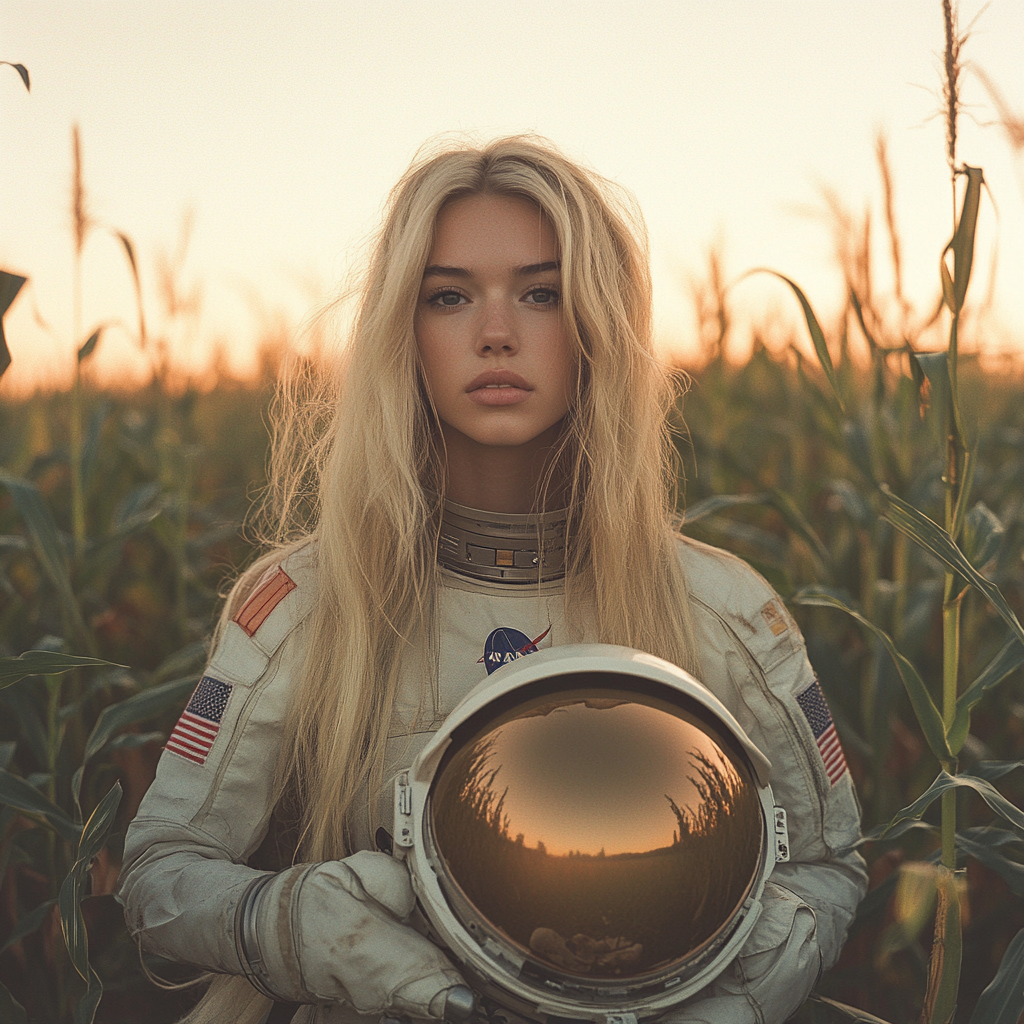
[2,1,1023,393]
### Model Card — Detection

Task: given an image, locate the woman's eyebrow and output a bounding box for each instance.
[516,260,560,276]
[421,260,561,279]
[423,265,470,278]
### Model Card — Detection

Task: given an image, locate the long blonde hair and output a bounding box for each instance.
[185,135,698,1022]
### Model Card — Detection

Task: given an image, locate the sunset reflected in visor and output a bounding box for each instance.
[427,674,764,983]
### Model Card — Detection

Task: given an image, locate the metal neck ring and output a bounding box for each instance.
[438,498,568,584]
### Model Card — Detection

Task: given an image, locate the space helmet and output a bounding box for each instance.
[394,644,789,1024]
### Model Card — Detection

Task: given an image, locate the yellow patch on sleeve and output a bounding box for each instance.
[761,599,789,636]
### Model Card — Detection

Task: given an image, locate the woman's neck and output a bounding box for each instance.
[439,424,567,514]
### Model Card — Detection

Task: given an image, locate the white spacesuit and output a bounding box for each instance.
[117,503,866,1024]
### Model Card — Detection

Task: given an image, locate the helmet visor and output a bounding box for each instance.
[428,672,764,984]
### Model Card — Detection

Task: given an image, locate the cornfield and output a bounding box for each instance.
[2,6,1024,1021]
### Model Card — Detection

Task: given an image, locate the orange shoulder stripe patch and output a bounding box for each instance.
[233,566,297,638]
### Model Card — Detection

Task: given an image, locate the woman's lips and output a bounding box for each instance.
[467,370,533,406]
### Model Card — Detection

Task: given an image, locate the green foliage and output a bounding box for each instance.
[0,376,274,1020]
[970,927,1024,1024]
[679,142,1024,1020]
[0,652,120,691]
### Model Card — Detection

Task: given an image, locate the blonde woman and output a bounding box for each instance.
[117,137,866,1024]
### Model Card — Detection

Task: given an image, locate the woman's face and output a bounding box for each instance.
[415,193,573,457]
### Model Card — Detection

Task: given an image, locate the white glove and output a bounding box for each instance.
[660,882,820,1024]
[237,850,466,1017]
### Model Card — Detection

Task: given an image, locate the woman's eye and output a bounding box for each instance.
[526,288,559,305]
[428,290,467,308]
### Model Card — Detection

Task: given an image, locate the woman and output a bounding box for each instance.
[117,136,866,1024]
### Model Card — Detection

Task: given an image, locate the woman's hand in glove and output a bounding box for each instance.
[237,850,466,1017]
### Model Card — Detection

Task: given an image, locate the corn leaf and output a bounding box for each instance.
[940,167,984,463]
[793,586,950,760]
[0,769,82,845]
[0,473,89,644]
[684,490,830,575]
[858,818,939,847]
[950,447,978,545]
[858,819,938,848]
[0,472,71,586]
[77,780,121,870]
[114,230,147,348]
[77,327,103,363]
[767,488,832,575]
[876,770,1024,839]
[949,639,1024,753]
[2,685,49,766]
[0,61,30,91]
[969,926,1024,1024]
[840,419,881,488]
[0,651,121,691]
[0,271,27,380]
[59,782,122,985]
[941,166,984,316]
[747,269,846,413]
[793,351,843,440]
[684,491,771,525]
[961,501,1004,569]
[72,675,195,806]
[914,351,953,433]
[966,761,1024,783]
[880,487,1024,649]
[956,828,1024,897]
[0,272,27,315]
[80,674,195,767]
[73,969,104,1024]
[56,869,89,971]
[79,400,110,491]
[849,288,881,353]
[107,730,164,751]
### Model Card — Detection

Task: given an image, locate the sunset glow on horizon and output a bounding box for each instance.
[2,1,1023,395]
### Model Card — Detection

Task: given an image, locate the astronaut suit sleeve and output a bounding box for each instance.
[116,560,464,1016]
[665,540,868,1024]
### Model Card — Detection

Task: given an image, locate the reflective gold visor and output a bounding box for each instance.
[428,673,765,983]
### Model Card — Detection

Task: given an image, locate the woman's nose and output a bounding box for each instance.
[476,301,518,355]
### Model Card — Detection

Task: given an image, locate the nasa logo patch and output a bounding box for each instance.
[479,625,551,674]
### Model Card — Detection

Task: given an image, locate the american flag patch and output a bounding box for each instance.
[166,676,232,765]
[796,680,847,785]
